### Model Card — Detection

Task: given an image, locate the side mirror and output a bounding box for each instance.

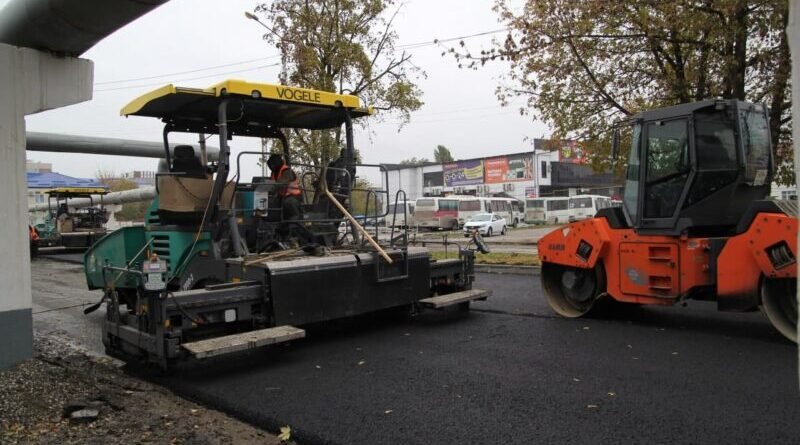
[611,128,620,159]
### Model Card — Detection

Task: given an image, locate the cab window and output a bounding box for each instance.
[643,119,690,219]
[623,124,641,223]
[740,104,771,185]
[684,109,739,207]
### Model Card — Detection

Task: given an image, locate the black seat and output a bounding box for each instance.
[172,145,206,178]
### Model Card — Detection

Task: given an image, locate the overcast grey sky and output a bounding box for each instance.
[23,0,546,181]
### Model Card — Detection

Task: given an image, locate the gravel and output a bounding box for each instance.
[0,334,288,445]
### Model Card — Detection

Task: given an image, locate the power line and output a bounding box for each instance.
[94,62,282,93]
[374,109,523,125]
[398,28,508,50]
[94,55,281,85]
[92,27,508,88]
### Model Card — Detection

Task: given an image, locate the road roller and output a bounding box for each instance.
[538,99,798,342]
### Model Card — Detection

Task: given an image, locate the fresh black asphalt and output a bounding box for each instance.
[143,273,799,444]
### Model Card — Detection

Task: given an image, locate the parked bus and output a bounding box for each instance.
[414,197,460,230]
[456,197,482,227]
[524,197,570,224]
[416,195,522,230]
[480,197,521,226]
[386,200,416,228]
[568,194,613,222]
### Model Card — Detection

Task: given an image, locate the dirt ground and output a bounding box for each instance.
[0,334,287,445]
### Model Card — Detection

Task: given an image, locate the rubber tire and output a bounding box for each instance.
[486,227,492,237]
[501,225,507,235]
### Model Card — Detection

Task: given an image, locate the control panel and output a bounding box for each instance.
[142,259,168,291]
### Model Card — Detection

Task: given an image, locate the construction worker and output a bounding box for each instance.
[266,154,302,221]
[29,225,40,258]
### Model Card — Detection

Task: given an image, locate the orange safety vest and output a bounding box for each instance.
[29,226,40,242]
[271,164,302,198]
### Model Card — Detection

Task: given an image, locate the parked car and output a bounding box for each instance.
[463,213,507,237]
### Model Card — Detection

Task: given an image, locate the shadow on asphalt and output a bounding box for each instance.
[583,300,788,345]
[125,298,790,382]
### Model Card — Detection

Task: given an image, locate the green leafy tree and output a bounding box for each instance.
[446,0,792,183]
[350,179,381,216]
[433,144,454,163]
[253,0,424,167]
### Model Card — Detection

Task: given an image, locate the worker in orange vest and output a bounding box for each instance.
[29,225,40,258]
[266,154,302,221]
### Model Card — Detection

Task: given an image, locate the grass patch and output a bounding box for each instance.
[430,251,541,266]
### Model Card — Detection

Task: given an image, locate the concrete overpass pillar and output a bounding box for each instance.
[789,1,800,381]
[0,42,92,368]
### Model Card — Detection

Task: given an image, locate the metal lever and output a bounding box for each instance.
[320,167,393,264]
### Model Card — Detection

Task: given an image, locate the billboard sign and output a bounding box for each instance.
[443,159,484,187]
[559,140,585,164]
[484,154,534,183]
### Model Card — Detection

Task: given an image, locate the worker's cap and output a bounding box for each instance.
[266,153,284,169]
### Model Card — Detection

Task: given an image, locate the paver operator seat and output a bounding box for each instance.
[172,145,207,179]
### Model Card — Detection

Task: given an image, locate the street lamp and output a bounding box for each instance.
[244,11,283,41]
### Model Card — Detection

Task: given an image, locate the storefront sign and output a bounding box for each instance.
[484,154,534,183]
[443,159,484,186]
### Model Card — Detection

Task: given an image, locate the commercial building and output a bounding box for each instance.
[385,139,623,203]
[120,170,156,186]
[26,160,52,173]
[771,182,798,200]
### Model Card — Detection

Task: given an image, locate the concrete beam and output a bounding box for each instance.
[0,0,169,56]
[0,43,93,368]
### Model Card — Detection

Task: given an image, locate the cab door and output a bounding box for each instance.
[638,118,693,231]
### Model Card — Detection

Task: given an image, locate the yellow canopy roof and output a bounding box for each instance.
[48,187,107,195]
[121,80,371,132]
